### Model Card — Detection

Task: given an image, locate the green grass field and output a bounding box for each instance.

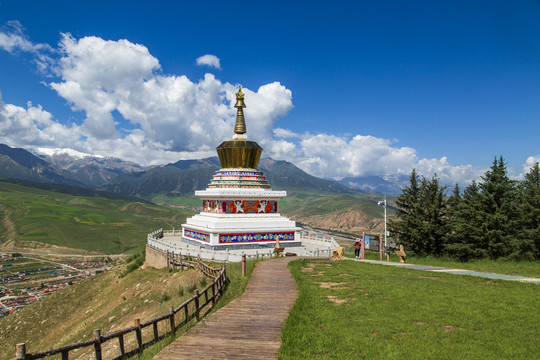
[0,182,195,254]
[280,259,539,359]
[151,194,201,208]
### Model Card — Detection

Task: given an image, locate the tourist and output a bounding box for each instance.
[354,239,361,258]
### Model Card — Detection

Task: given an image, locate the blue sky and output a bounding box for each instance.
[0,0,539,184]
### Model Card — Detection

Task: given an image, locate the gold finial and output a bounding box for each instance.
[234,87,246,135]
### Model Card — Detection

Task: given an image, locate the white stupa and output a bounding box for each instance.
[181,87,301,250]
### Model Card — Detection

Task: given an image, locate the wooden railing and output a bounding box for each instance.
[13,256,226,360]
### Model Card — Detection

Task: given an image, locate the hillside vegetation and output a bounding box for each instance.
[0,255,258,360]
[279,192,394,235]
[0,181,194,254]
[0,262,205,360]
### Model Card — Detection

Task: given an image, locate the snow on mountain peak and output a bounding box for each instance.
[36,147,104,159]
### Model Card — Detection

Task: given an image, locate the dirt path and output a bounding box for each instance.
[0,204,17,243]
[353,259,540,284]
[154,257,298,360]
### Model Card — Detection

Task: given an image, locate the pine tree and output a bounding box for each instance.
[479,156,519,259]
[518,162,540,260]
[445,181,487,261]
[418,175,448,256]
[389,170,448,256]
[447,183,461,210]
[388,169,423,255]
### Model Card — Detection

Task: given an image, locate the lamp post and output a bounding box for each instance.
[377,195,387,248]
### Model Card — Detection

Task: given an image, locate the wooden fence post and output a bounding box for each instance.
[184,303,189,324]
[169,306,175,333]
[211,282,216,306]
[118,334,125,357]
[242,253,246,277]
[16,343,26,360]
[134,318,142,352]
[93,329,102,360]
[194,290,200,321]
[179,252,183,270]
[153,321,159,341]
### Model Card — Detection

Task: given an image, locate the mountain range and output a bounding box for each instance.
[0,143,404,197]
[0,143,397,236]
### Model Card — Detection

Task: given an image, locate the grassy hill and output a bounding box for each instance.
[0,255,257,360]
[0,180,194,254]
[0,262,205,360]
[279,191,395,236]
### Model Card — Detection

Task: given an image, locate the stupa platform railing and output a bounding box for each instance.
[147,229,336,261]
[298,230,340,248]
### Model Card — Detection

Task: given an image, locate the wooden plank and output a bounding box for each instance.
[154,257,298,360]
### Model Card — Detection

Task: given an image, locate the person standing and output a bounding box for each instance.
[354,239,361,258]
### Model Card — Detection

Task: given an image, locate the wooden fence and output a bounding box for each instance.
[13,255,226,360]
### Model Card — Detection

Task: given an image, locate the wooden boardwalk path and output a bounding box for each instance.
[154,257,298,359]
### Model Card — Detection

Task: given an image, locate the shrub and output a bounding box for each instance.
[187,283,197,293]
[160,292,171,302]
[119,251,145,278]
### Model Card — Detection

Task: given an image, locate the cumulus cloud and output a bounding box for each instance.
[0,28,293,165]
[0,24,485,185]
[415,157,485,185]
[196,54,221,69]
[0,92,79,148]
[519,155,540,178]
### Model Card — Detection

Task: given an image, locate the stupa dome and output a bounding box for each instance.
[216,87,263,169]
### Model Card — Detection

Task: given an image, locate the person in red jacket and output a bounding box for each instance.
[354,239,361,259]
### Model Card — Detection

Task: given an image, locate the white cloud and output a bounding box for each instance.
[0,21,35,52]
[0,97,79,148]
[415,157,485,185]
[0,25,486,186]
[196,54,221,70]
[519,155,540,178]
[0,20,57,75]
[0,30,292,165]
[267,133,417,179]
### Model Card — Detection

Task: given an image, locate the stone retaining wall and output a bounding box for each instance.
[145,245,168,269]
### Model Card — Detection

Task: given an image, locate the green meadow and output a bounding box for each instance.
[0,181,194,254]
[280,259,539,360]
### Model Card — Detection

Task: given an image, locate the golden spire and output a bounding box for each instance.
[234,87,246,135]
[216,85,263,169]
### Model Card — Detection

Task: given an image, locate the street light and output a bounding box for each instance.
[377,194,387,248]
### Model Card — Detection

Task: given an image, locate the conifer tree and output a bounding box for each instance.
[445,181,486,261]
[518,162,540,259]
[479,156,518,259]
[388,169,423,255]
[447,183,461,210]
[389,170,448,256]
[418,175,448,256]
